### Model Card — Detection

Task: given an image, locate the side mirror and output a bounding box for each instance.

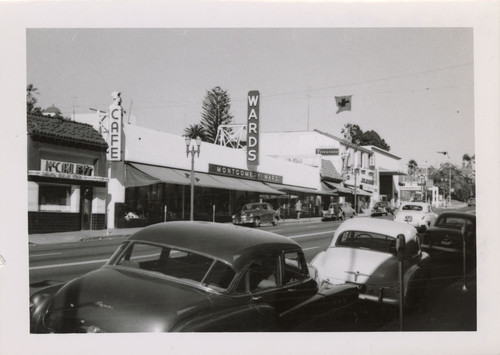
[396,234,406,261]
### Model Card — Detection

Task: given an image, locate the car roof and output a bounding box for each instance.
[400,201,429,206]
[437,212,476,220]
[332,218,417,244]
[128,221,299,270]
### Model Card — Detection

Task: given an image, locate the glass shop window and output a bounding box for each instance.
[39,184,72,212]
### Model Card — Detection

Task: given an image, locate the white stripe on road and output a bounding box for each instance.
[29,252,62,258]
[30,258,108,270]
[302,247,320,251]
[289,231,333,239]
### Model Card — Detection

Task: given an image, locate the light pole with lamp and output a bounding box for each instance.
[185,136,201,221]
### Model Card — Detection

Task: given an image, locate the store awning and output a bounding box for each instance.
[265,182,333,196]
[126,163,284,195]
[322,181,352,194]
[348,187,373,196]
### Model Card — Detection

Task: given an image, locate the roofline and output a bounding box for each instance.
[312,129,373,155]
[363,145,401,160]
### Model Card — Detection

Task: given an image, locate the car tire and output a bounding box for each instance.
[253,218,260,228]
[404,271,428,310]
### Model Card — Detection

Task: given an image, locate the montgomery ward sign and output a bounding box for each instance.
[209,164,283,184]
[247,90,260,169]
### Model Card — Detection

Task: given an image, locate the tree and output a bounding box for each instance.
[432,163,474,202]
[199,87,233,143]
[183,123,207,140]
[407,159,418,181]
[340,123,391,151]
[27,84,42,114]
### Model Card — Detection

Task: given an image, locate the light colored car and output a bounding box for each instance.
[394,202,438,233]
[310,218,430,308]
[322,202,356,221]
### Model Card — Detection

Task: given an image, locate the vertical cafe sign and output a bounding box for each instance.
[108,91,123,161]
[247,90,260,169]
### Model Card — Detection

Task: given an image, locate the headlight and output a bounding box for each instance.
[231,215,235,219]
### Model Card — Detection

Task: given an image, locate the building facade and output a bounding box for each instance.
[27,114,109,233]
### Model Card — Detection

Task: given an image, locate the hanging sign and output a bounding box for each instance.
[247,90,260,169]
[108,91,123,161]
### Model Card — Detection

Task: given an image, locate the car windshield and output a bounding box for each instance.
[243,204,260,211]
[401,204,423,211]
[335,230,397,255]
[111,242,236,292]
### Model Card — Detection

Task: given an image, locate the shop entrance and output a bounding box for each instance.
[80,186,93,230]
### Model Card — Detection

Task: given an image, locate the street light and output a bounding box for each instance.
[185,136,201,221]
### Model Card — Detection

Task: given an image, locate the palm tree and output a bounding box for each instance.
[27,84,40,113]
[183,123,207,140]
[199,87,233,143]
[407,159,418,181]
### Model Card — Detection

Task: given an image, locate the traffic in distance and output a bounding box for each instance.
[29,203,476,333]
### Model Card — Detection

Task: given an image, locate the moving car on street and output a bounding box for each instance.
[30,221,359,333]
[371,201,394,217]
[322,202,356,221]
[421,212,476,268]
[394,201,438,233]
[232,202,279,227]
[310,218,431,308]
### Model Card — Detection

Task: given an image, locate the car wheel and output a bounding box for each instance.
[405,271,428,310]
[272,217,278,226]
[253,218,260,228]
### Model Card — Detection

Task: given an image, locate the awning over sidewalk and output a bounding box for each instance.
[322,181,351,194]
[125,163,284,195]
[265,182,333,196]
[378,168,407,176]
[348,187,373,196]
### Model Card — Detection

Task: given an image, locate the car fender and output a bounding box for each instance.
[173,302,276,332]
[30,282,67,333]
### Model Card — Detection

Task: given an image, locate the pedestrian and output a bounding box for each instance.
[295,199,302,220]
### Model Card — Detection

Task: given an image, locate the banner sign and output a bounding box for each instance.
[29,170,108,183]
[41,159,95,176]
[209,164,283,184]
[316,148,339,156]
[247,90,260,168]
[108,92,123,161]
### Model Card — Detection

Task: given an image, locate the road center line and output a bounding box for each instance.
[289,231,334,239]
[29,252,62,258]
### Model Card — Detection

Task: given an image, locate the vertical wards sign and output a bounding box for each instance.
[108,92,123,161]
[247,90,260,168]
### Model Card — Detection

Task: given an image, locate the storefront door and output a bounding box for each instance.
[80,186,93,230]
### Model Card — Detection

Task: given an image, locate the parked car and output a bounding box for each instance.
[30,221,359,333]
[310,218,430,308]
[394,202,438,233]
[232,202,279,227]
[467,197,476,207]
[371,201,394,217]
[322,202,356,221]
[421,212,476,268]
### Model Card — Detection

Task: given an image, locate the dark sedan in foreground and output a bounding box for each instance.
[421,212,476,268]
[30,221,358,333]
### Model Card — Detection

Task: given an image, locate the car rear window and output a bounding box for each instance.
[335,230,397,255]
[436,216,474,227]
[113,242,236,291]
[401,205,423,211]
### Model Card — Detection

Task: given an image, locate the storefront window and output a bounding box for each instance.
[39,184,72,212]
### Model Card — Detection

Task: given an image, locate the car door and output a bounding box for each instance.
[241,251,317,316]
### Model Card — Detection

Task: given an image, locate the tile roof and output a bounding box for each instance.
[320,159,343,181]
[27,113,108,148]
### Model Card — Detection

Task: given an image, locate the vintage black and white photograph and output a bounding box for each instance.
[1,1,499,355]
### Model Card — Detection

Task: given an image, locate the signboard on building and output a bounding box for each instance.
[41,159,95,176]
[247,90,260,169]
[209,164,283,184]
[108,91,123,161]
[316,148,339,156]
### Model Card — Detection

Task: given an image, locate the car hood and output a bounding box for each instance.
[43,267,213,333]
[313,247,398,287]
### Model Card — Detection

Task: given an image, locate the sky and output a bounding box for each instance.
[27,28,474,169]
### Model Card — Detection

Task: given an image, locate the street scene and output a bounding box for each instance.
[24,27,479,334]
